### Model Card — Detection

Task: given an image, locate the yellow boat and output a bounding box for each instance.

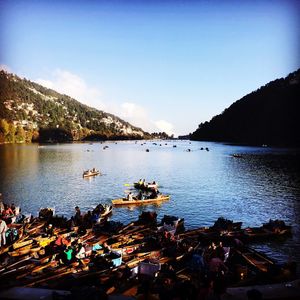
[112,195,170,206]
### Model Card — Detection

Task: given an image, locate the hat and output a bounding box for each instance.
[48,224,53,227]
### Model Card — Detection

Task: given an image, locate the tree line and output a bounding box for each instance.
[190,69,300,147]
[0,119,38,143]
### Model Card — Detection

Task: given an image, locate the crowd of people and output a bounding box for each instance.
[0,193,297,299]
[71,204,108,227]
[0,198,20,248]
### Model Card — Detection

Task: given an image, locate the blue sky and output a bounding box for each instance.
[1,0,299,136]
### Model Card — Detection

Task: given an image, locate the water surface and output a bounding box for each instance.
[0,141,299,270]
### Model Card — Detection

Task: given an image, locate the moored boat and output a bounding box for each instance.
[236,247,275,273]
[112,195,170,206]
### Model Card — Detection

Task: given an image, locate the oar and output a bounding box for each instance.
[124,183,133,186]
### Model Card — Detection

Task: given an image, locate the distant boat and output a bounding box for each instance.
[112,194,170,206]
[83,169,100,178]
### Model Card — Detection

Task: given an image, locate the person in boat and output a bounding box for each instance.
[142,179,146,187]
[72,206,82,226]
[0,201,4,214]
[55,234,69,251]
[2,204,14,218]
[138,179,143,186]
[150,189,158,199]
[83,210,93,228]
[0,218,8,248]
[91,211,100,223]
[63,246,74,265]
[127,192,133,201]
[44,223,54,237]
[75,243,86,259]
[2,204,15,224]
[208,253,229,279]
[137,190,143,200]
[94,204,104,214]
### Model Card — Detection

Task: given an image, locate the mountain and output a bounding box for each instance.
[190,69,300,147]
[0,71,150,143]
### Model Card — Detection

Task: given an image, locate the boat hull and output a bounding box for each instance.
[112,195,170,206]
[83,171,100,178]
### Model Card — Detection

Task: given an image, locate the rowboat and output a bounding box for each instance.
[243,226,292,240]
[236,247,275,273]
[25,220,46,234]
[112,195,170,206]
[13,239,33,250]
[8,247,32,257]
[83,169,100,178]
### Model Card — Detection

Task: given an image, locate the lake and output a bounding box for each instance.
[0,141,299,271]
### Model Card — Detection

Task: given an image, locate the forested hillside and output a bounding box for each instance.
[191,69,300,146]
[0,71,150,143]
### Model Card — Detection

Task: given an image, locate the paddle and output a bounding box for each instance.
[124,183,133,186]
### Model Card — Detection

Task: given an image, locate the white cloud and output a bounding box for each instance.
[36,69,106,110]
[113,102,153,132]
[35,69,175,135]
[115,102,175,135]
[154,120,174,136]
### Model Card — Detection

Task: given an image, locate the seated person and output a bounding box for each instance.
[150,190,158,199]
[137,191,143,200]
[2,204,14,218]
[44,223,54,236]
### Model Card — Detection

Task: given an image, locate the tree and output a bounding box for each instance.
[0,119,9,142]
[7,123,16,143]
[15,125,26,143]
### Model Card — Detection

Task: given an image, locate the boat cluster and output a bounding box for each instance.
[0,203,297,299]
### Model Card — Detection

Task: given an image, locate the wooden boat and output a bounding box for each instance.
[236,247,275,273]
[83,169,100,178]
[112,194,170,206]
[0,244,10,256]
[8,247,32,257]
[34,235,56,247]
[13,239,33,250]
[243,226,291,240]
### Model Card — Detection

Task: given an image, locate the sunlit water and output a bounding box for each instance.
[0,141,299,271]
